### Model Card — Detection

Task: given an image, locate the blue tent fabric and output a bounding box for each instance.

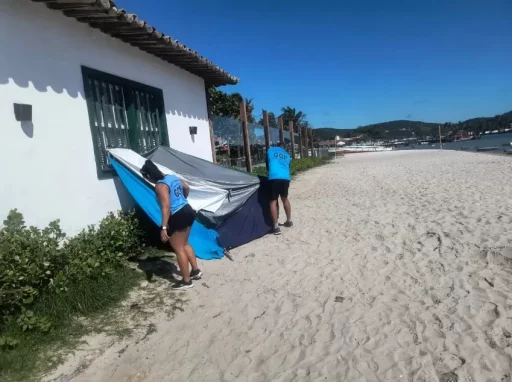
[143,146,273,248]
[110,157,224,260]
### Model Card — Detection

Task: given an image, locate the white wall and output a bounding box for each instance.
[0,0,213,235]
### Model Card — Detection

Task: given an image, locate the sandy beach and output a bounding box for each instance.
[52,150,512,382]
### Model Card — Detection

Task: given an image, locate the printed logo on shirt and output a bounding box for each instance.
[172,182,183,198]
[273,152,288,160]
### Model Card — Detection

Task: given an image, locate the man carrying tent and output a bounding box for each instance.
[267,142,293,235]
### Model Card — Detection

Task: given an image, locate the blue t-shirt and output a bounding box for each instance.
[157,175,188,214]
[267,147,291,181]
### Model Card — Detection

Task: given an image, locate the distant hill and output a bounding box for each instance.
[314,110,512,140]
[312,128,353,140]
[314,121,437,140]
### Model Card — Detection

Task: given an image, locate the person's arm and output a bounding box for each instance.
[155,183,171,242]
[181,179,190,199]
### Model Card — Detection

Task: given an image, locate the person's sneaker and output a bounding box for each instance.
[283,221,294,228]
[190,268,203,280]
[272,227,282,235]
[171,279,194,290]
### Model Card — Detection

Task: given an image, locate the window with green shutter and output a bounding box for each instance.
[82,66,169,179]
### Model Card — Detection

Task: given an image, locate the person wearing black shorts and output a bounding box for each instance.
[167,203,196,236]
[267,142,293,235]
[141,160,202,290]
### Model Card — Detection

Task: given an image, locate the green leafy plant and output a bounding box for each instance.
[0,210,146,382]
[16,308,50,332]
[251,156,332,177]
[0,209,66,322]
[0,210,144,329]
[0,336,19,350]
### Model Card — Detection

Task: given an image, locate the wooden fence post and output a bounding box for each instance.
[309,128,315,157]
[289,121,296,159]
[240,100,252,173]
[263,110,271,171]
[263,110,271,150]
[303,127,309,157]
[297,123,303,158]
[278,116,284,143]
[205,84,216,163]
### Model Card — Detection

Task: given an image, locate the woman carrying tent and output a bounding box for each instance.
[141,160,202,290]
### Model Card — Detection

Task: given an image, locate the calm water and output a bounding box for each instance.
[399,132,512,152]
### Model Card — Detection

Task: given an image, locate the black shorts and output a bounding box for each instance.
[269,179,290,201]
[167,204,196,235]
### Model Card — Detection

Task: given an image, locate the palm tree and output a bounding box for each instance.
[281,106,306,131]
[244,98,255,123]
[258,112,277,127]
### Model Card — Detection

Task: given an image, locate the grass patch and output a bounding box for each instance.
[0,266,143,382]
[252,156,332,177]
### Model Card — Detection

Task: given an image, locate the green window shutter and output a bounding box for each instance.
[82,66,168,179]
[131,89,169,154]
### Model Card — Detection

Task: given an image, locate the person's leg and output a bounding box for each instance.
[182,224,201,276]
[180,206,201,277]
[268,180,281,234]
[185,243,198,270]
[180,224,197,268]
[169,231,191,284]
[270,198,282,235]
[270,199,279,226]
[185,243,203,279]
[281,181,293,227]
[281,196,292,223]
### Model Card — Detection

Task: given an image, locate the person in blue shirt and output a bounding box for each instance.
[140,160,202,290]
[267,142,293,235]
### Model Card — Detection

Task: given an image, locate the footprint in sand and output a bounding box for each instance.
[476,302,500,327]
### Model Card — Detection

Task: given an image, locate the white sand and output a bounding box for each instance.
[52,151,512,382]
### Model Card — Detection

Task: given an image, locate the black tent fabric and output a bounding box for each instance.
[216,176,274,249]
[144,146,273,249]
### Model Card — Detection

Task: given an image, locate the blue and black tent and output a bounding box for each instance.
[109,146,273,258]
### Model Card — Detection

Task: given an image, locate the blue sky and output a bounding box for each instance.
[117,0,512,128]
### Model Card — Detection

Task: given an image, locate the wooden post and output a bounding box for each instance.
[263,110,271,171]
[297,123,303,158]
[309,128,315,157]
[205,85,216,163]
[240,100,252,173]
[303,127,309,157]
[278,116,284,143]
[262,110,271,150]
[439,125,443,151]
[289,121,296,159]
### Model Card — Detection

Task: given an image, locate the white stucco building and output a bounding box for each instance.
[0,0,238,234]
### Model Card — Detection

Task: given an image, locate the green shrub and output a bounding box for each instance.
[251,166,268,177]
[0,210,66,324]
[251,156,332,177]
[0,266,141,382]
[290,156,332,175]
[64,211,144,281]
[0,210,144,331]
